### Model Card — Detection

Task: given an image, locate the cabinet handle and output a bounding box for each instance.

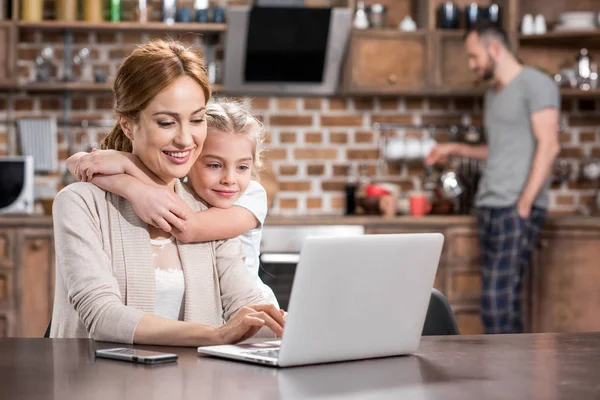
[387,74,398,85]
[30,239,44,251]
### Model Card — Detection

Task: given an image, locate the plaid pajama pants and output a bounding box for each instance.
[475,206,546,334]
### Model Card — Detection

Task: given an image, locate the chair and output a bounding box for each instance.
[44,319,51,338]
[422,288,460,336]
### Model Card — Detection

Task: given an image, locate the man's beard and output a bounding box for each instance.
[481,53,496,81]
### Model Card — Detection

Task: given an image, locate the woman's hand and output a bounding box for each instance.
[73,149,133,182]
[216,304,286,344]
[127,181,192,233]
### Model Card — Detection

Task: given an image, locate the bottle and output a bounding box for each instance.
[194,0,209,23]
[345,162,358,216]
[56,0,77,21]
[84,0,103,22]
[162,0,176,25]
[353,1,369,29]
[110,0,121,22]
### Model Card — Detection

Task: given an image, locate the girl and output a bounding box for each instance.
[67,98,279,308]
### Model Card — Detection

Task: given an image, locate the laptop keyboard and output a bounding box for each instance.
[244,349,280,359]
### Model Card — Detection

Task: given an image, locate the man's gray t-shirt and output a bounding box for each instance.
[475,66,560,209]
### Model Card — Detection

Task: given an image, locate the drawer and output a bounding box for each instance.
[0,229,15,268]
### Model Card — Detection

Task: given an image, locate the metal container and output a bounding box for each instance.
[368,4,387,28]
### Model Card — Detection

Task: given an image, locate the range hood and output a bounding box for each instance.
[223,6,352,96]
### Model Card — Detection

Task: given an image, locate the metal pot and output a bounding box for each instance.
[423,166,465,200]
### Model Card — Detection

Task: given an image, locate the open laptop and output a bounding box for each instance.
[198,233,444,367]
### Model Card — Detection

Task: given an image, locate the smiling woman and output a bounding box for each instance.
[49,40,284,346]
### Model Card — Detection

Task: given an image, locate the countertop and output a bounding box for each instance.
[2,214,600,230]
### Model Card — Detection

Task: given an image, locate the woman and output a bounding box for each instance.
[50,40,284,346]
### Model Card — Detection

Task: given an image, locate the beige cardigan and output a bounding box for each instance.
[50,179,268,343]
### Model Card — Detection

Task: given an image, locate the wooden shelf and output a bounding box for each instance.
[13,82,225,93]
[560,88,600,98]
[0,20,16,28]
[17,21,227,32]
[352,28,428,38]
[520,30,600,46]
[342,87,485,97]
[434,29,467,38]
[0,79,16,89]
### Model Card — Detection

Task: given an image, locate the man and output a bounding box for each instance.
[425,21,560,334]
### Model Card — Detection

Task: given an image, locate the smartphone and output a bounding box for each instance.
[95,348,178,364]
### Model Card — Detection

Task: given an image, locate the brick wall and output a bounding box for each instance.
[2,29,599,216]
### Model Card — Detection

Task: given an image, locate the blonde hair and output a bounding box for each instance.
[205,98,265,179]
[101,39,211,152]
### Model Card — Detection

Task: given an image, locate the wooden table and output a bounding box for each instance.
[1,333,600,399]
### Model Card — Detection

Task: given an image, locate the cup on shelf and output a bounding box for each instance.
[534,15,546,34]
[399,16,417,32]
[409,193,432,217]
[521,14,534,35]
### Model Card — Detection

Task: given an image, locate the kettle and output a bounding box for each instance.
[423,165,465,200]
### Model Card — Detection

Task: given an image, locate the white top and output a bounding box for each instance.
[151,236,185,320]
[234,180,279,308]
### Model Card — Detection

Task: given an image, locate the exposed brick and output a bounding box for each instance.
[331,196,345,209]
[122,32,144,44]
[405,130,424,139]
[295,148,337,160]
[355,131,374,143]
[263,131,272,144]
[73,32,91,44]
[279,181,311,191]
[568,180,597,190]
[14,99,34,111]
[320,115,363,127]
[0,98,6,109]
[93,95,114,110]
[58,148,69,161]
[96,32,117,44]
[19,30,37,43]
[578,99,596,112]
[454,98,475,111]
[307,164,325,175]
[556,195,575,205]
[405,97,423,110]
[372,115,413,125]
[333,165,349,176]
[569,115,600,126]
[407,164,426,176]
[41,31,63,43]
[548,209,578,216]
[251,97,270,110]
[0,148,7,156]
[330,132,348,144]
[276,98,298,111]
[559,132,572,143]
[40,97,61,111]
[328,98,347,110]
[580,131,597,143]
[0,134,7,144]
[18,65,31,78]
[264,148,288,160]
[322,181,345,191]
[279,165,298,175]
[280,132,296,143]
[109,49,128,60]
[303,98,321,110]
[561,147,584,157]
[422,115,464,125]
[428,98,449,110]
[306,197,322,209]
[270,115,313,126]
[305,132,322,143]
[279,198,298,209]
[379,98,398,110]
[18,48,38,60]
[561,99,574,112]
[354,98,373,110]
[346,149,379,160]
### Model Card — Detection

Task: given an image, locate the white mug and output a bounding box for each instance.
[534,15,546,34]
[521,14,534,35]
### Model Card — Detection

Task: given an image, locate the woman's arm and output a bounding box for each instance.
[53,186,282,345]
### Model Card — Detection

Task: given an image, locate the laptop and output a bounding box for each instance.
[198,233,444,367]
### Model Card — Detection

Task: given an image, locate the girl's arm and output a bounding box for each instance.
[175,181,268,243]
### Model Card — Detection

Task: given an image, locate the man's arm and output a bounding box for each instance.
[425,143,488,165]
[455,144,489,160]
[518,108,560,217]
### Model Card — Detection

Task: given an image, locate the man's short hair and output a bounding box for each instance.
[464,20,510,49]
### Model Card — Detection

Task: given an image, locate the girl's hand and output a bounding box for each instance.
[128,181,192,233]
[73,149,132,182]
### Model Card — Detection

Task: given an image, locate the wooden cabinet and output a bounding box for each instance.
[529,225,600,333]
[0,218,54,338]
[343,30,429,94]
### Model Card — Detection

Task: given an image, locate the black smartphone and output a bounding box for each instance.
[95,348,178,364]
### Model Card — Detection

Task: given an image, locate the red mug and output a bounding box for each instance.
[410,195,431,217]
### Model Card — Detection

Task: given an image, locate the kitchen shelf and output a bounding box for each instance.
[0,79,17,89]
[560,88,600,98]
[342,87,485,97]
[0,20,16,28]
[14,81,225,93]
[520,30,600,46]
[434,30,467,38]
[17,21,227,32]
[351,28,428,38]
